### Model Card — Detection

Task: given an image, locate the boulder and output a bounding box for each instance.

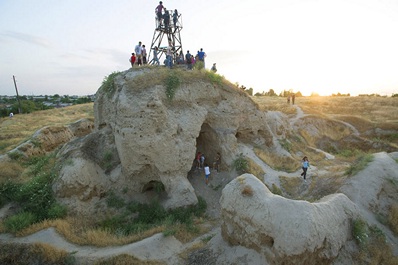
[220,174,359,265]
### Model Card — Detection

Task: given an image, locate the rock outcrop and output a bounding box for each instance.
[220,174,359,265]
[53,68,276,214]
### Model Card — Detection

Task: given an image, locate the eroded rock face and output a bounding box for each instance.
[220,174,359,265]
[53,68,275,212]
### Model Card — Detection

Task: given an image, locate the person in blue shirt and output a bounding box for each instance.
[197,48,206,68]
[301,156,310,182]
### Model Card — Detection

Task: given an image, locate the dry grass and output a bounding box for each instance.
[388,203,398,235]
[17,217,165,247]
[254,147,300,172]
[0,161,24,183]
[241,185,254,196]
[252,96,297,115]
[247,157,265,181]
[94,254,166,265]
[0,103,94,155]
[178,241,207,261]
[0,242,73,265]
[127,67,240,94]
[279,176,303,198]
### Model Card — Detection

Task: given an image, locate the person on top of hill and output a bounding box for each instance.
[129,53,136,67]
[155,1,165,26]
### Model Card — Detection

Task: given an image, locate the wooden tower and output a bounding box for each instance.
[148,9,183,65]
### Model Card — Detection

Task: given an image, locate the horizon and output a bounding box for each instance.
[1,0,398,97]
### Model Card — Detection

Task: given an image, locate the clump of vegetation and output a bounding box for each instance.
[352,219,398,264]
[278,139,292,152]
[233,153,249,174]
[101,71,121,95]
[241,185,254,197]
[247,158,265,181]
[388,203,398,235]
[0,242,75,265]
[100,197,207,239]
[271,183,282,196]
[106,191,126,209]
[0,154,67,233]
[345,153,373,176]
[254,147,300,173]
[205,70,223,85]
[94,254,163,265]
[165,72,181,100]
[352,218,368,247]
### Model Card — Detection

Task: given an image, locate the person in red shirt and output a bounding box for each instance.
[130,53,136,67]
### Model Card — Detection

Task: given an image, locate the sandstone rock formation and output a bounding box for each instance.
[53,68,276,214]
[220,174,359,265]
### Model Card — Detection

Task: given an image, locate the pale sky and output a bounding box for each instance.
[1,0,398,96]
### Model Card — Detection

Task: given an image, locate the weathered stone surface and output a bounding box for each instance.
[54,68,275,213]
[220,174,359,265]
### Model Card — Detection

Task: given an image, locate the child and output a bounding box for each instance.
[130,53,136,67]
[204,163,210,185]
[301,156,310,182]
[200,153,205,169]
[196,152,201,169]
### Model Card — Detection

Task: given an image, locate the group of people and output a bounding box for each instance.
[130,41,148,67]
[155,1,179,31]
[287,93,296,104]
[183,48,207,69]
[195,152,221,185]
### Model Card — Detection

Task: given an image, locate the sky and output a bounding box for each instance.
[1,0,398,97]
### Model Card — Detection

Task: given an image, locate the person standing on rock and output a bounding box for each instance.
[129,53,136,67]
[301,156,310,182]
[204,163,210,185]
[135,41,143,66]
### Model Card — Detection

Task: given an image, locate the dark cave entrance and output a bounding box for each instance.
[194,123,221,168]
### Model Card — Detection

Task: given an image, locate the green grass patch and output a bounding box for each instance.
[345,153,373,176]
[3,212,37,233]
[100,197,207,237]
[165,72,181,100]
[233,153,249,174]
[101,71,121,96]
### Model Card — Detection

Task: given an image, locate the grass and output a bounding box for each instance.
[388,203,398,235]
[0,153,67,230]
[247,157,265,181]
[233,153,249,174]
[127,67,241,96]
[0,103,93,155]
[254,147,300,173]
[352,219,398,264]
[0,242,75,265]
[345,153,373,176]
[94,254,165,265]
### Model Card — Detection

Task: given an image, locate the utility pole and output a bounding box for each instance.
[13,75,22,114]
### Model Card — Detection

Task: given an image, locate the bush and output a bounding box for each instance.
[101,71,121,95]
[47,203,68,219]
[352,218,368,247]
[165,72,181,100]
[233,153,248,174]
[4,212,37,233]
[0,181,21,208]
[100,197,207,237]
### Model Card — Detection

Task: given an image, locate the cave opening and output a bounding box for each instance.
[194,123,221,169]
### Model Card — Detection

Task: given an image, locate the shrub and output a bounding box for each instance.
[352,218,368,247]
[233,153,248,174]
[7,151,23,161]
[47,203,68,219]
[101,71,121,95]
[106,191,126,209]
[0,181,21,208]
[165,72,181,100]
[4,212,37,233]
